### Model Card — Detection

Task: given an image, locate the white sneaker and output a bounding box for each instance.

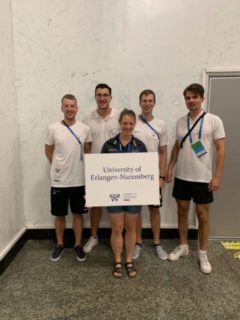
[198,251,212,274]
[132,243,144,260]
[168,244,189,261]
[83,236,98,253]
[153,245,168,260]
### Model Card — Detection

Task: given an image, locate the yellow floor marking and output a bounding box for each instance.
[221,241,240,250]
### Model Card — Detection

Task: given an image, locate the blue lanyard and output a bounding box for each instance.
[119,142,131,152]
[187,114,204,144]
[63,121,82,145]
[62,121,83,160]
[139,115,160,140]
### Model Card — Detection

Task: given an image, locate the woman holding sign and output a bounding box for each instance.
[101,109,147,278]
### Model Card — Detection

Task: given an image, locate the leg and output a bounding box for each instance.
[149,206,160,244]
[132,212,144,260]
[196,203,210,251]
[176,199,190,245]
[72,213,86,261]
[168,199,190,261]
[124,213,139,277]
[83,207,101,253]
[150,206,168,260]
[124,213,139,263]
[55,216,65,245]
[72,213,84,246]
[196,203,212,274]
[90,206,102,236]
[50,216,65,261]
[50,187,67,261]
[135,213,143,244]
[110,213,124,263]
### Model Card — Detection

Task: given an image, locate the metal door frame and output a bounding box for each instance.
[202,67,240,239]
[202,67,240,111]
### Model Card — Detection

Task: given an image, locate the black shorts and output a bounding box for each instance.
[51,186,86,216]
[149,188,163,208]
[172,178,213,204]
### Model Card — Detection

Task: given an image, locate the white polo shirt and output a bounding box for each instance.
[133,117,168,152]
[83,108,120,153]
[175,112,225,183]
[45,121,92,187]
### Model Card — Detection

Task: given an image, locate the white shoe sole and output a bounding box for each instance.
[83,240,98,253]
[198,260,212,274]
[168,251,189,261]
[76,256,87,262]
[50,249,64,262]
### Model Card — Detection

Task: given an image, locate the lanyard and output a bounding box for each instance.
[187,113,204,144]
[139,115,160,140]
[62,121,83,160]
[119,142,131,152]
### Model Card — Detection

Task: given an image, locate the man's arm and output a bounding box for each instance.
[159,145,167,187]
[166,140,180,182]
[84,142,92,154]
[208,138,225,191]
[45,144,54,164]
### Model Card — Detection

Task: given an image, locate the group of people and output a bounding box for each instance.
[45,83,225,278]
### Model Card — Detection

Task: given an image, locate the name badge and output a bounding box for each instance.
[191,141,207,158]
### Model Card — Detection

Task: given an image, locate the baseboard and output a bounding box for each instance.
[26,228,198,246]
[26,228,198,239]
[0,228,198,276]
[0,229,28,276]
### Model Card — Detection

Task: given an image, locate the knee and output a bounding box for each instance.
[197,212,208,225]
[178,206,189,218]
[112,225,124,236]
[125,223,136,234]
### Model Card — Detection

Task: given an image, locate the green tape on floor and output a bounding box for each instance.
[221,241,240,250]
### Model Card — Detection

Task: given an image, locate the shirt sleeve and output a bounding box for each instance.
[85,125,92,143]
[159,121,168,146]
[212,116,226,140]
[45,125,54,145]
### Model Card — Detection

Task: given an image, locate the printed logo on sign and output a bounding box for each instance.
[110,194,120,201]
[123,193,137,202]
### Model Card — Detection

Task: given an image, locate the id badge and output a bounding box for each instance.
[191,141,207,158]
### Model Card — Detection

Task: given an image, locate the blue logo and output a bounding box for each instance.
[110,194,120,201]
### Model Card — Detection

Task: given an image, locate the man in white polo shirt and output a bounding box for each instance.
[83,83,120,253]
[167,83,225,274]
[45,94,92,262]
[133,89,168,260]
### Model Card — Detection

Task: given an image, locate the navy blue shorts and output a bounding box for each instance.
[172,178,213,204]
[106,205,141,214]
[51,186,87,216]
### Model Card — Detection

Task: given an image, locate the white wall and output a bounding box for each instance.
[0,0,25,260]
[11,0,240,229]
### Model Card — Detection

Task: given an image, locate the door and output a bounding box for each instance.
[206,73,240,238]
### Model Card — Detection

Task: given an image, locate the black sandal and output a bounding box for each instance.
[112,262,122,279]
[125,262,137,278]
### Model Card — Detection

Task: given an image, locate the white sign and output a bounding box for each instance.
[85,152,159,207]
